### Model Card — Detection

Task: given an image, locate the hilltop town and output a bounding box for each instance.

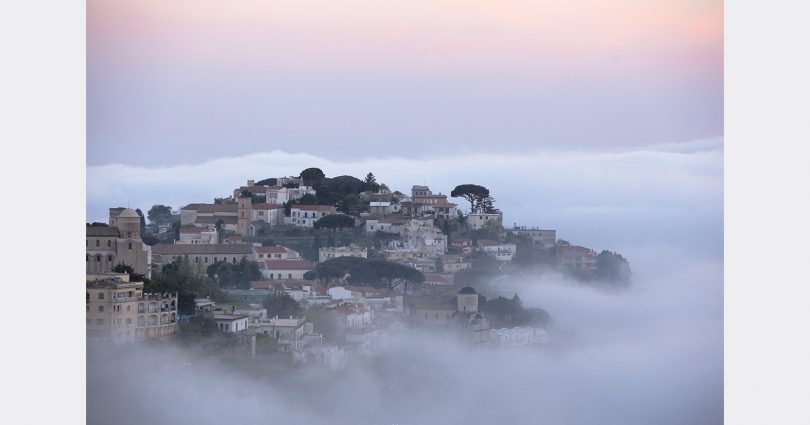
[86,168,631,369]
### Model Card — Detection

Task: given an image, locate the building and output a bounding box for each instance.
[365,216,409,234]
[509,226,557,249]
[254,245,301,261]
[466,211,504,230]
[440,255,471,272]
[290,205,337,227]
[368,201,392,216]
[409,287,489,343]
[250,203,284,226]
[86,208,152,278]
[151,243,255,274]
[86,276,178,343]
[490,327,549,348]
[259,260,315,280]
[557,245,598,271]
[400,218,448,257]
[178,225,219,244]
[237,192,253,236]
[255,316,307,353]
[212,313,250,333]
[319,245,368,263]
[232,179,270,199]
[180,203,238,231]
[479,243,517,261]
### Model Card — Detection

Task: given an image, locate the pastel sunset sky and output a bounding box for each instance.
[87,0,723,166]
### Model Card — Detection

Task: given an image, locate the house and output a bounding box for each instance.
[422,273,454,286]
[212,313,250,333]
[224,235,244,244]
[180,203,238,231]
[509,226,557,249]
[258,260,315,280]
[368,201,392,216]
[319,245,368,263]
[364,216,409,234]
[479,243,517,261]
[222,288,275,304]
[255,316,307,353]
[254,245,301,261]
[194,296,216,313]
[233,179,270,199]
[466,211,503,230]
[439,255,471,272]
[250,203,284,225]
[408,287,489,344]
[86,276,178,343]
[557,245,598,271]
[86,208,151,278]
[290,205,337,227]
[178,225,218,245]
[400,218,448,257]
[151,243,255,275]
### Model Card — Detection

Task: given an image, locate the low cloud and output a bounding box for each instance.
[87,138,722,257]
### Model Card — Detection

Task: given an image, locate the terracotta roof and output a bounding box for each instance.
[179,226,206,234]
[291,204,336,212]
[152,244,253,255]
[557,245,596,254]
[259,260,314,270]
[195,216,237,225]
[237,185,269,194]
[225,236,243,242]
[86,226,119,237]
[422,273,448,283]
[181,203,238,213]
[252,203,283,210]
[255,246,288,254]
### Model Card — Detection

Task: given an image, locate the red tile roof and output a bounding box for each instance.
[255,246,288,254]
[86,226,119,237]
[179,226,206,234]
[259,260,314,270]
[152,244,253,255]
[291,204,336,212]
[181,203,238,213]
[195,216,237,225]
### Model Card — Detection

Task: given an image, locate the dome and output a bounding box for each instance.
[118,208,140,218]
[458,286,477,294]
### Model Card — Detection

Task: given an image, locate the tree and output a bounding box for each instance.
[300,167,325,187]
[298,193,318,205]
[364,172,380,192]
[263,292,303,319]
[315,264,346,287]
[596,250,632,286]
[368,260,425,292]
[146,257,224,315]
[135,208,147,235]
[113,263,134,274]
[147,205,174,226]
[313,214,355,230]
[478,196,499,214]
[142,234,160,246]
[256,177,278,186]
[450,184,490,213]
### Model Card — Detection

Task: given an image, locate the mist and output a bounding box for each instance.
[87,138,722,423]
[87,245,722,425]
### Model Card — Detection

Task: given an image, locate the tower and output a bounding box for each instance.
[116,208,141,240]
[237,192,253,236]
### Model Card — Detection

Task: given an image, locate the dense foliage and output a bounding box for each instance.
[206,258,263,289]
[145,258,226,316]
[263,292,303,319]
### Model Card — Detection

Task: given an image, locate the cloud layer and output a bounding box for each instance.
[87,139,723,257]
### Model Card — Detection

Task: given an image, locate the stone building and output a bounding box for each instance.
[86,276,178,343]
[86,208,152,278]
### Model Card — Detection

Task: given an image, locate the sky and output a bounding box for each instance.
[87,0,723,166]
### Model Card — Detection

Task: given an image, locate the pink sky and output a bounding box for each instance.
[87,0,723,166]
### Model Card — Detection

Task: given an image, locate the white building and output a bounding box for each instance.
[319,245,368,263]
[480,243,517,261]
[290,205,337,227]
[259,259,315,280]
[365,217,409,234]
[467,211,504,230]
[178,225,219,245]
[509,226,557,248]
[254,245,301,261]
[213,313,250,333]
[489,327,549,347]
[251,203,284,225]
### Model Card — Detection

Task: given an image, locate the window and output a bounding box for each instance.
[96,239,99,247]
[126,318,132,325]
[204,257,208,263]
[126,305,130,312]
[232,257,237,264]
[108,255,112,262]
[107,240,111,247]
[98,306,104,312]
[128,242,132,249]
[98,292,104,300]
[138,303,144,313]
[288,273,292,279]
[86,255,89,262]
[96,254,101,262]
[97,319,104,325]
